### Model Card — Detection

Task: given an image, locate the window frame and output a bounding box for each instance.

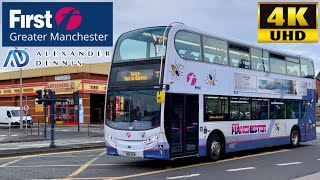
[203,95,306,121]
[202,36,228,65]
[174,30,203,61]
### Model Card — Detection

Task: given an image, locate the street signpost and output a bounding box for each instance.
[23,104,29,132]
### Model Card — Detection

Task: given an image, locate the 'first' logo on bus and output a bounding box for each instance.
[258,2,318,43]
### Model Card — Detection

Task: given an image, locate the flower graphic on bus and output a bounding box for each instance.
[205,70,217,87]
[169,63,184,84]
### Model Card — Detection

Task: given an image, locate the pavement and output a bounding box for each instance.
[0,124,105,158]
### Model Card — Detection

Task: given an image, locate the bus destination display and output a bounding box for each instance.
[116,69,154,82]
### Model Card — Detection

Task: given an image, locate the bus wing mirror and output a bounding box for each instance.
[157,91,165,103]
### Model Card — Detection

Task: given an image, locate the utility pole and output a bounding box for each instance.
[43,88,47,139]
[20,68,23,129]
[50,99,56,148]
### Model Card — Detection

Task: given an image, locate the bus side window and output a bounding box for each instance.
[202,36,228,65]
[175,31,202,61]
[228,44,250,69]
[300,59,315,78]
[251,48,269,72]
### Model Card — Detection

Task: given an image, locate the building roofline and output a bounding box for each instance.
[0,62,110,81]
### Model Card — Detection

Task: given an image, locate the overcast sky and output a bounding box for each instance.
[0,0,319,73]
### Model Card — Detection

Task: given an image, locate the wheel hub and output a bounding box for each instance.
[211,141,221,156]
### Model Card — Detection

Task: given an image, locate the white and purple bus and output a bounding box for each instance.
[104,23,316,161]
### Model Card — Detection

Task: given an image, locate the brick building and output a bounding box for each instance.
[0,62,110,124]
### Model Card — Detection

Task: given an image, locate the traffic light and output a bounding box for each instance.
[47,89,56,99]
[73,91,80,105]
[35,89,43,104]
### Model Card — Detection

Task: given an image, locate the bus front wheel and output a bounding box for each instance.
[290,127,300,147]
[207,134,224,161]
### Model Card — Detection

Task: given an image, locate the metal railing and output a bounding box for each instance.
[0,120,104,143]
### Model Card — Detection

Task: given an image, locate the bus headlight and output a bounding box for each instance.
[145,134,159,148]
[106,134,116,147]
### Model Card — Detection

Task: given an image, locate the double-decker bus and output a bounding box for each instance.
[104,23,316,161]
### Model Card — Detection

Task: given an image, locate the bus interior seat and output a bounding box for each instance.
[292,70,299,76]
[183,51,196,60]
[213,56,220,64]
[204,56,211,63]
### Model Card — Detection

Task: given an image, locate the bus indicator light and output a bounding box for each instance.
[258,2,318,42]
[156,91,165,103]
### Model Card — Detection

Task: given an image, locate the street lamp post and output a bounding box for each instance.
[20,68,23,129]
[49,100,56,148]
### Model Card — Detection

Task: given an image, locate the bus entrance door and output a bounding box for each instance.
[165,94,199,158]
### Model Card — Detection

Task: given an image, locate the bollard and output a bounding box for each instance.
[38,120,40,136]
[9,123,11,137]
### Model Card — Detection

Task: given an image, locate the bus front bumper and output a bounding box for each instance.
[105,141,170,160]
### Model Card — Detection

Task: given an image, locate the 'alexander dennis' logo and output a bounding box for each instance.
[55,7,82,30]
[3,49,30,68]
[2,2,113,46]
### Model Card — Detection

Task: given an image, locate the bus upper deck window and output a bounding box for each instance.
[175,31,202,61]
[251,48,269,72]
[202,37,228,65]
[300,58,314,78]
[228,44,250,69]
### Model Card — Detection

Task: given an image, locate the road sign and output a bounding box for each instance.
[23,105,30,111]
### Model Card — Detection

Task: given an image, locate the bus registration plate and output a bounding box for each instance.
[124,152,136,157]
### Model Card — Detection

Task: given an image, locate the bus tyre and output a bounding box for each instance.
[290,127,300,147]
[207,134,224,162]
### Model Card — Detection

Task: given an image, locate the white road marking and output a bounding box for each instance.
[0,158,24,167]
[276,162,302,166]
[226,167,256,172]
[317,159,320,161]
[166,174,201,179]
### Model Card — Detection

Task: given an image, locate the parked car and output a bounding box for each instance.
[0,106,33,127]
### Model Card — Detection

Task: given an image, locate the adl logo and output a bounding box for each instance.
[3,49,30,68]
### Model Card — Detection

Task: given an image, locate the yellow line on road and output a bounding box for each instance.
[67,151,106,178]
[0,148,105,160]
[108,149,290,180]
[68,177,117,180]
[91,164,127,166]
[0,157,25,167]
